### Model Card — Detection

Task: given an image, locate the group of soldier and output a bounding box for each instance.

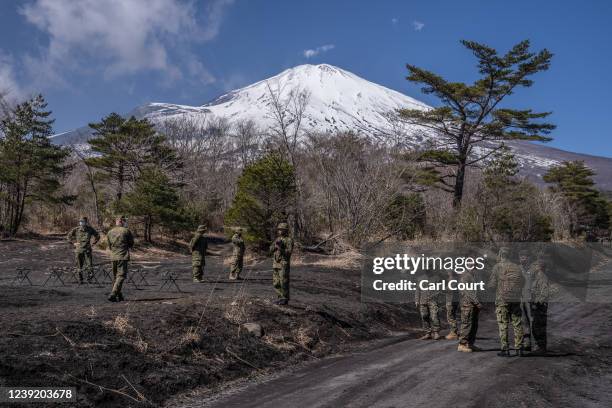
[416,247,551,356]
[67,217,294,305]
[67,216,552,355]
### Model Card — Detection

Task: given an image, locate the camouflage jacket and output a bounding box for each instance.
[106,226,134,261]
[270,236,293,268]
[414,271,443,305]
[189,233,207,266]
[528,260,553,303]
[67,226,100,253]
[231,234,245,258]
[488,260,525,303]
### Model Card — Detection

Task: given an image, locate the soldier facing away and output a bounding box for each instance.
[270,223,293,305]
[67,216,100,284]
[415,270,442,340]
[457,269,482,352]
[527,251,554,355]
[445,270,460,340]
[489,247,525,357]
[519,249,534,351]
[229,228,245,280]
[189,225,208,283]
[106,216,134,302]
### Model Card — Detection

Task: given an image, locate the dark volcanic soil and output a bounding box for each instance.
[0,237,419,407]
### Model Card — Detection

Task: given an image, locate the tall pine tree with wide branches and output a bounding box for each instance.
[400,40,555,207]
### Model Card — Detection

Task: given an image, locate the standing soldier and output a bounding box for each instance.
[518,249,534,351]
[107,216,134,302]
[529,251,553,355]
[190,225,208,283]
[270,223,293,305]
[457,269,482,352]
[489,247,525,357]
[67,216,100,284]
[445,270,460,340]
[229,228,245,280]
[415,270,442,340]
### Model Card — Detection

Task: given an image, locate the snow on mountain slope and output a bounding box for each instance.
[51,64,612,189]
[143,63,429,135]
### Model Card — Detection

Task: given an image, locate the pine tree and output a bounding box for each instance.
[0,95,70,235]
[122,169,189,242]
[225,153,296,247]
[400,40,555,207]
[543,161,609,236]
[86,114,181,205]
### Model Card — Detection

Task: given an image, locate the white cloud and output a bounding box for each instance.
[0,52,26,102]
[412,20,425,31]
[391,17,399,25]
[303,44,335,59]
[18,0,233,87]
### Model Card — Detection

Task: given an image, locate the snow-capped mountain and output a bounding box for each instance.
[52,64,612,189]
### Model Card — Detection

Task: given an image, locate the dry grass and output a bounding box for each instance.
[292,249,365,270]
[104,314,134,335]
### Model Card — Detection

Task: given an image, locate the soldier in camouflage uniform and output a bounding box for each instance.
[106,216,134,302]
[518,250,534,351]
[270,223,293,305]
[457,269,482,352]
[415,270,442,340]
[67,216,100,283]
[444,270,460,340]
[489,247,525,357]
[229,228,245,280]
[189,225,208,283]
[528,251,553,355]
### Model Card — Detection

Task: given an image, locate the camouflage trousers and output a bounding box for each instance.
[419,301,440,333]
[192,265,203,280]
[446,301,460,334]
[111,260,128,296]
[530,302,548,351]
[75,250,94,281]
[459,301,480,346]
[230,256,243,279]
[521,301,533,348]
[495,302,524,350]
[272,265,290,300]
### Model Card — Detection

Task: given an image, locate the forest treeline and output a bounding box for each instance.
[0,40,610,248]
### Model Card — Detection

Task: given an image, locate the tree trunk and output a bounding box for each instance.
[453,160,467,208]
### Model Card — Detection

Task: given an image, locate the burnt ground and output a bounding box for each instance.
[0,237,419,407]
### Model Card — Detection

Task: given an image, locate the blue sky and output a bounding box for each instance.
[0,0,610,157]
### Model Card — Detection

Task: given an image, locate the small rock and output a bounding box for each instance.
[241,322,263,337]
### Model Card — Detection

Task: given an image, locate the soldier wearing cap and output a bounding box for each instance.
[270,222,293,305]
[106,216,134,302]
[67,216,100,283]
[229,228,245,280]
[189,225,208,283]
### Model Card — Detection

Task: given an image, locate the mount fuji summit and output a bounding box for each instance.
[52,64,612,189]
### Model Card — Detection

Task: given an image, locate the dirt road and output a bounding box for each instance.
[178,301,612,408]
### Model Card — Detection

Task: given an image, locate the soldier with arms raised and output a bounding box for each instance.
[229,228,245,280]
[270,223,293,305]
[190,225,208,283]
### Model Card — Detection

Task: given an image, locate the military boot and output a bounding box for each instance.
[516,347,525,357]
[107,294,118,302]
[193,278,203,283]
[497,349,511,357]
[470,344,482,352]
[274,299,288,306]
[419,333,432,340]
[457,343,473,353]
[117,293,125,302]
[432,332,441,340]
[445,331,458,340]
